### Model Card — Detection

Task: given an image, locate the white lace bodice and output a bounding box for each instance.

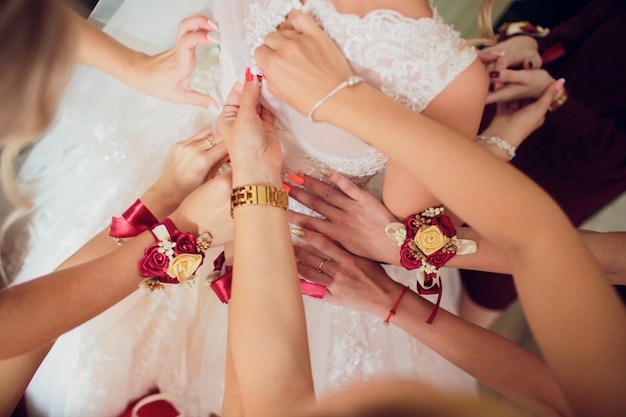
[217,0,476,180]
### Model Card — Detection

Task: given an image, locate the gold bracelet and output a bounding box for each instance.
[230,184,289,217]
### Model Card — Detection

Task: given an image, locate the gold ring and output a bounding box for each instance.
[316,259,326,274]
[203,136,217,147]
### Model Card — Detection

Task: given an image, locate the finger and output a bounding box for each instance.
[178,30,212,53]
[288,185,342,219]
[181,89,219,109]
[319,169,368,202]
[541,78,566,112]
[296,262,333,287]
[291,13,324,36]
[485,84,527,104]
[177,15,214,37]
[219,82,244,118]
[476,49,503,64]
[523,55,542,70]
[239,70,262,116]
[288,210,334,237]
[293,227,350,265]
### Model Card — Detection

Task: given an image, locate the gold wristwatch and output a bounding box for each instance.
[230,184,289,217]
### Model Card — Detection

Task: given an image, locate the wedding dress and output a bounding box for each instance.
[10,1,478,416]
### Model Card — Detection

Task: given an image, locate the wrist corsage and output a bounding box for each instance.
[138,219,210,291]
[386,207,476,323]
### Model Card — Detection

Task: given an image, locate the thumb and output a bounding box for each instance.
[239,69,262,116]
[539,78,566,112]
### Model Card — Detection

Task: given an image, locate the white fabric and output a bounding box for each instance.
[9,1,478,416]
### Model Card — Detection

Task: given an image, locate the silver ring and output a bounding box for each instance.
[316,260,325,274]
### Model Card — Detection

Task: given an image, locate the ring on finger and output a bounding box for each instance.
[223,103,240,109]
[203,135,217,147]
[316,259,326,274]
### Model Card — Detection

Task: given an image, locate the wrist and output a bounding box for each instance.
[231,163,282,189]
[140,185,182,220]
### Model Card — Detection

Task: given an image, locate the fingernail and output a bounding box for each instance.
[206,32,221,44]
[208,103,220,114]
[282,183,291,192]
[489,71,499,78]
[245,68,254,83]
[554,78,566,90]
[527,61,534,69]
[290,227,305,238]
[207,19,220,32]
[320,168,332,178]
[288,173,305,185]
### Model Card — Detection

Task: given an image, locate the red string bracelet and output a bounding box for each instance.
[383,286,410,326]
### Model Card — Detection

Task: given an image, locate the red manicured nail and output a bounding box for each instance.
[288,174,305,185]
[489,71,499,78]
[282,183,291,192]
[245,68,253,83]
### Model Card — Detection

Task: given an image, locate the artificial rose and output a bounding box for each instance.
[171,231,197,255]
[426,250,456,269]
[399,244,422,270]
[413,225,447,255]
[431,215,456,238]
[404,215,421,236]
[139,244,171,277]
[166,254,204,282]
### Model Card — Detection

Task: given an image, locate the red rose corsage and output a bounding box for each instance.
[386,207,470,324]
[138,219,206,291]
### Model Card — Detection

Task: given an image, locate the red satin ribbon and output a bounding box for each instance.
[209,252,327,303]
[417,273,442,324]
[541,43,565,64]
[110,199,159,238]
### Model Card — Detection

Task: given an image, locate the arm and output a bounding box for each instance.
[217,79,314,417]
[71,8,219,108]
[382,59,488,219]
[288,171,626,283]
[0,138,232,359]
[293,228,573,417]
[256,15,626,416]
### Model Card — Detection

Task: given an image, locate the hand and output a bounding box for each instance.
[141,127,228,218]
[293,227,406,318]
[128,16,220,109]
[216,78,283,187]
[170,172,233,246]
[287,169,400,265]
[254,12,354,119]
[480,79,566,148]
[486,68,556,105]
[478,35,541,73]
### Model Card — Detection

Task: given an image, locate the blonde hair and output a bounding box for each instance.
[468,0,497,48]
[0,0,78,208]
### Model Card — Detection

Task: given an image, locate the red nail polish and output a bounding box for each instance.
[282,183,291,192]
[288,173,305,185]
[489,71,499,78]
[245,68,253,83]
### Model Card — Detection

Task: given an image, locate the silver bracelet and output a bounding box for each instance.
[475,135,516,161]
[308,75,365,122]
